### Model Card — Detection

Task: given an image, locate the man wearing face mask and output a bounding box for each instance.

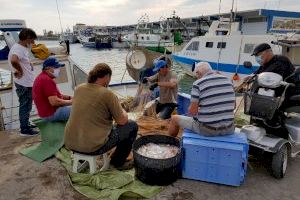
[65,63,138,169]
[32,57,72,122]
[246,43,295,82]
[8,28,38,136]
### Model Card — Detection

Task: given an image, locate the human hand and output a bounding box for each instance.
[243,75,254,83]
[149,83,158,91]
[14,70,23,79]
[142,77,148,84]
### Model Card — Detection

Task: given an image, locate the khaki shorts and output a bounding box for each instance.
[177,116,234,137]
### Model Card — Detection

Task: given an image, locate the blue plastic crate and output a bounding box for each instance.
[182,129,249,186]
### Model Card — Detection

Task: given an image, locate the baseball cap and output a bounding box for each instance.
[153,60,167,72]
[43,57,65,69]
[251,43,271,56]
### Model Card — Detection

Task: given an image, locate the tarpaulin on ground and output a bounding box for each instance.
[19,119,66,162]
[55,148,162,200]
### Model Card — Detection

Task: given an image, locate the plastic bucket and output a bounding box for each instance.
[133,135,182,185]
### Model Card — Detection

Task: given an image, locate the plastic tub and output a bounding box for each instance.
[133,135,182,185]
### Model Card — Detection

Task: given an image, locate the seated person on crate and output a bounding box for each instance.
[168,62,235,137]
[32,57,72,122]
[142,56,178,119]
[64,63,138,169]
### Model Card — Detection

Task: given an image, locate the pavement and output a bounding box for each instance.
[0,130,299,200]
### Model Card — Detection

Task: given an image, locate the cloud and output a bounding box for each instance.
[0,0,300,34]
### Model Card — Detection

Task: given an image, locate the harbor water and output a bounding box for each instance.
[0,40,196,94]
[68,42,196,94]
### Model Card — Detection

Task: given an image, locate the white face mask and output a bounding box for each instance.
[27,43,32,49]
[52,68,61,78]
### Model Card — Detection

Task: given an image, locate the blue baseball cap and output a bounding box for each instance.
[43,57,65,69]
[153,60,167,72]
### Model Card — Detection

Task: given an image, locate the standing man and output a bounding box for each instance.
[168,62,235,137]
[32,57,72,122]
[8,28,38,136]
[64,63,138,168]
[143,57,178,119]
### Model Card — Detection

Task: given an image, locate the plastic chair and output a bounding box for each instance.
[72,152,110,174]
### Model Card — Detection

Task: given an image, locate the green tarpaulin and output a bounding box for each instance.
[19,119,66,162]
[55,148,162,200]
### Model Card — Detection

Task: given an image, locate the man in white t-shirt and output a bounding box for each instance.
[8,28,39,136]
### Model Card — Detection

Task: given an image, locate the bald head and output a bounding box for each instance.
[194,62,213,79]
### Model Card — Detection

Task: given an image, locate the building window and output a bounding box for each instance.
[217,42,226,48]
[205,42,213,48]
[244,44,255,54]
[146,36,150,40]
[186,41,199,51]
[243,17,267,23]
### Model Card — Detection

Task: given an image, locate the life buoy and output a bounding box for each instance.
[232,73,240,81]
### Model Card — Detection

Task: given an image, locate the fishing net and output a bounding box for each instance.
[120,84,155,116]
[119,84,182,137]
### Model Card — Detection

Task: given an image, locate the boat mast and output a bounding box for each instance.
[56,0,64,37]
[229,0,235,35]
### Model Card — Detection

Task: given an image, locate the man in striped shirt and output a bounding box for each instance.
[168,62,235,137]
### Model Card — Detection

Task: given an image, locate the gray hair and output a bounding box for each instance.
[194,62,212,76]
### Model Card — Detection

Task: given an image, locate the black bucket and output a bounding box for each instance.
[133,135,182,185]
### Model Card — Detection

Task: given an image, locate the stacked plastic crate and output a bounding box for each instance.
[181,130,249,186]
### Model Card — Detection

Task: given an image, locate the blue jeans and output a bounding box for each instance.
[15,82,33,131]
[43,106,71,122]
[76,120,138,167]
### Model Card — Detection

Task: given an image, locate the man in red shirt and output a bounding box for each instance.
[33,57,72,122]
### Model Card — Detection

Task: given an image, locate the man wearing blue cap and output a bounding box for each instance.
[32,57,72,122]
[143,57,178,119]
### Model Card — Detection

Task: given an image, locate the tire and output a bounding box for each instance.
[271,144,288,179]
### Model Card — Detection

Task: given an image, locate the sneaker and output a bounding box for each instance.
[20,129,39,137]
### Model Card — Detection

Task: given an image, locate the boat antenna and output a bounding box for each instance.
[56,0,64,35]
[218,0,221,19]
[229,0,235,34]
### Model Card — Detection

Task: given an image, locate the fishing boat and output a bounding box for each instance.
[124,12,188,54]
[112,35,129,48]
[172,12,300,85]
[60,28,77,44]
[79,33,112,49]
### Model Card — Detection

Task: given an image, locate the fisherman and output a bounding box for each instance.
[32,57,72,122]
[64,63,138,168]
[143,56,178,119]
[8,28,38,136]
[168,62,235,137]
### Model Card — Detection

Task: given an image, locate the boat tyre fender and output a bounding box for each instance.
[192,62,196,72]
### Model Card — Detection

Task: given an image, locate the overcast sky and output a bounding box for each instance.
[1,0,300,34]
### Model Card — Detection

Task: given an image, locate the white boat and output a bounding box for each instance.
[124,12,187,54]
[60,28,77,44]
[112,35,129,48]
[172,17,300,85]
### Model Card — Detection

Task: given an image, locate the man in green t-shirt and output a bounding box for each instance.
[64,63,138,168]
[143,57,178,119]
